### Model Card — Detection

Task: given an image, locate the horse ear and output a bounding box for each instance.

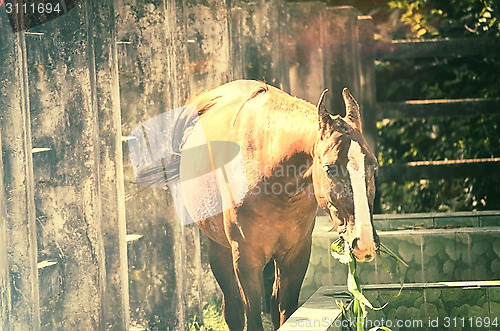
[317,89,330,135]
[342,88,362,132]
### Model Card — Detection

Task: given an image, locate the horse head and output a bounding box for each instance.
[311,88,379,262]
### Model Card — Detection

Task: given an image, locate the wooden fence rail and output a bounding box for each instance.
[377,98,500,119]
[375,37,500,60]
[359,16,500,189]
[379,158,500,182]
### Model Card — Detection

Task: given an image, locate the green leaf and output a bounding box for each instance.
[330,237,397,331]
[347,273,372,312]
[368,327,393,331]
[379,242,409,268]
[330,238,343,254]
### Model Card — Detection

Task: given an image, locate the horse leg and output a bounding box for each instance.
[231,244,265,331]
[273,235,312,328]
[207,238,245,331]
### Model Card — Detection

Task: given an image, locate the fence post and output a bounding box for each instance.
[115,0,202,327]
[357,15,380,213]
[184,0,234,94]
[323,6,362,116]
[23,0,129,327]
[0,133,10,331]
[90,0,131,329]
[115,0,180,325]
[357,15,377,153]
[0,20,41,331]
[285,1,326,103]
[184,0,237,307]
[230,0,287,88]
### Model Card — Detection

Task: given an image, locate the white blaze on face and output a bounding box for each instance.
[346,141,373,250]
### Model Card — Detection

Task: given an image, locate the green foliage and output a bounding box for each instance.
[389,0,500,39]
[189,297,228,331]
[188,296,274,331]
[377,0,500,213]
[331,239,408,331]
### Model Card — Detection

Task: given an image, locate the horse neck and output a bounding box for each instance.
[258,104,318,173]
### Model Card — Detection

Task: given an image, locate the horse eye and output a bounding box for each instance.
[322,164,336,177]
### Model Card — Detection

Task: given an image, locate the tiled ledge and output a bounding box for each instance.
[314,210,500,235]
[291,282,500,331]
[302,214,500,301]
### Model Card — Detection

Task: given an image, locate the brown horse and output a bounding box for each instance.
[173,80,379,330]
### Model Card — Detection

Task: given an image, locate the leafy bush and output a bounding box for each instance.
[377,0,500,212]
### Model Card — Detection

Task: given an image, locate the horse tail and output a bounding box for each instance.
[134,80,269,190]
[129,80,269,198]
[131,103,202,190]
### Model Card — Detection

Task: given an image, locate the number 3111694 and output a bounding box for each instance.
[5,2,62,14]
[443,317,498,328]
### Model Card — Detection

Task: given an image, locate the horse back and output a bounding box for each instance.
[178,80,318,249]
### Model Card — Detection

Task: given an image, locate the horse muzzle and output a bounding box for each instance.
[350,234,379,262]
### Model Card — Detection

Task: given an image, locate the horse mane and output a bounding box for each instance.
[173,80,270,154]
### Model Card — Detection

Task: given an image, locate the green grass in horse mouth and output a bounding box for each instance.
[330,238,409,331]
